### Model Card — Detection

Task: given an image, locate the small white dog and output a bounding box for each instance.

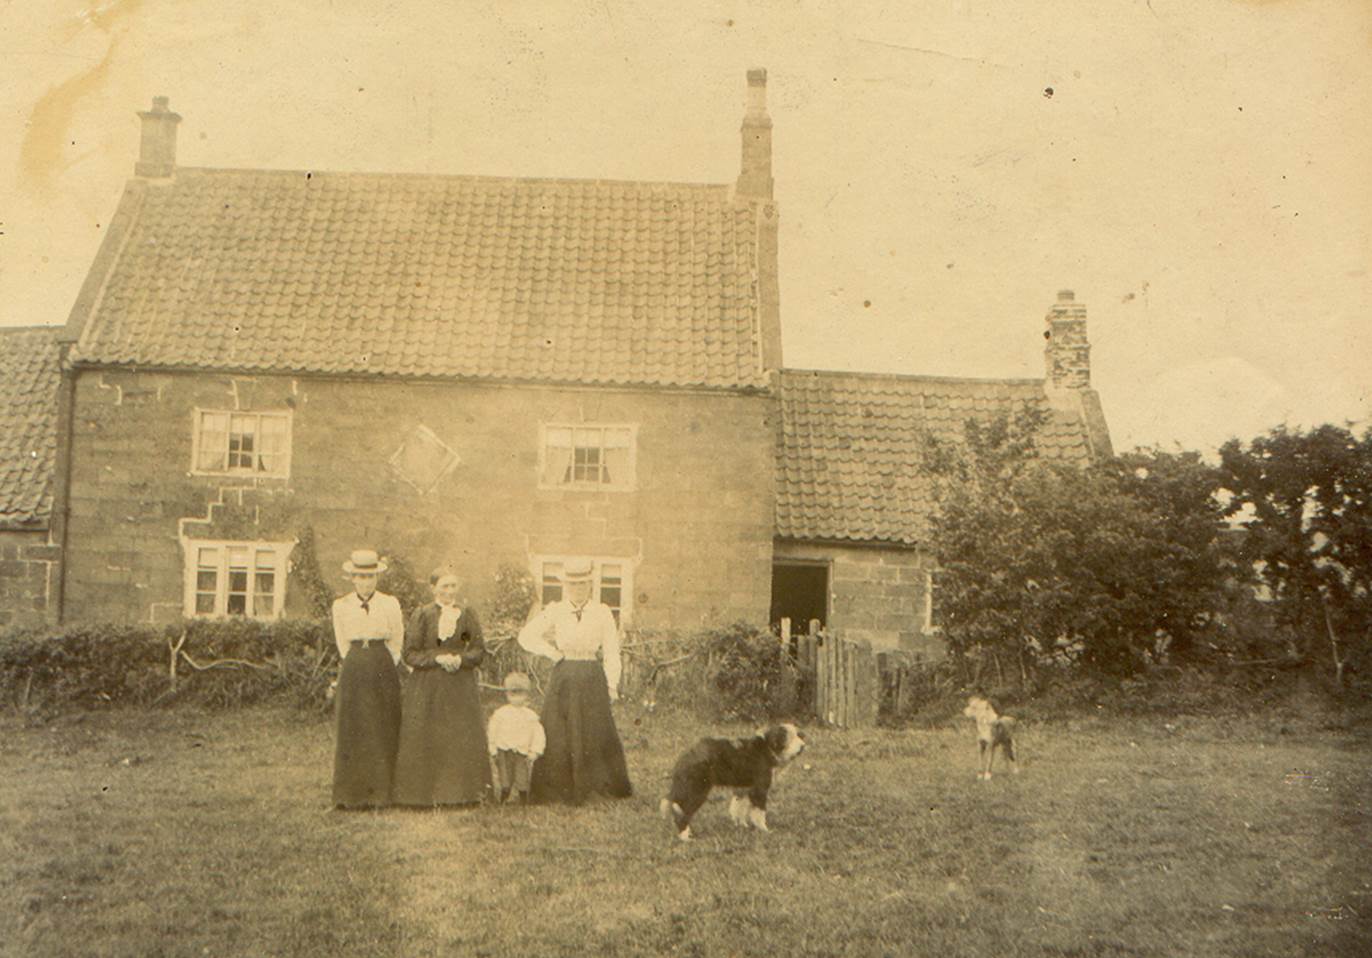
[962,695,1018,780]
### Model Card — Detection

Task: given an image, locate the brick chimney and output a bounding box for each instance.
[1043,289,1091,389]
[135,96,181,178]
[736,68,773,199]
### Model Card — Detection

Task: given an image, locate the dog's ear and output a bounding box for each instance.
[763,725,789,755]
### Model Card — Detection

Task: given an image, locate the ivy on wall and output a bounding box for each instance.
[290,526,334,619]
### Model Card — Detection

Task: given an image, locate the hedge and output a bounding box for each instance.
[0,617,814,721]
[0,618,335,712]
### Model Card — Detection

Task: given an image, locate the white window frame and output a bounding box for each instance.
[182,539,295,620]
[537,423,637,491]
[924,569,942,634]
[190,409,293,478]
[531,555,635,626]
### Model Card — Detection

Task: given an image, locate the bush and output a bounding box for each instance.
[479,620,805,722]
[375,548,432,619]
[476,624,716,714]
[703,622,804,722]
[488,563,538,628]
[0,622,167,710]
[0,617,336,713]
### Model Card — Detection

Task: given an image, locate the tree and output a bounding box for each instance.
[1217,424,1372,687]
[927,413,1233,682]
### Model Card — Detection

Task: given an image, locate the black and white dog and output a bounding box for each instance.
[659,724,807,841]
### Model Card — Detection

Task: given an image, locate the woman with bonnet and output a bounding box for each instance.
[392,564,492,807]
[517,557,632,804]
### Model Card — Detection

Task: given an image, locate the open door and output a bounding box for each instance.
[769,561,829,633]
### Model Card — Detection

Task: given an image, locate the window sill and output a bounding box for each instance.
[536,482,636,493]
[189,469,291,480]
[187,614,283,623]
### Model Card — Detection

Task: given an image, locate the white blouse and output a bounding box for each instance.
[487,704,546,758]
[331,591,405,665]
[517,600,622,696]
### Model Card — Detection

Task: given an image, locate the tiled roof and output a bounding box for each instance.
[776,369,1102,546]
[70,169,767,389]
[0,327,63,528]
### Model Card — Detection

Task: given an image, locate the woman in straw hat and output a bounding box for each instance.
[392,565,493,807]
[331,549,405,808]
[517,558,632,804]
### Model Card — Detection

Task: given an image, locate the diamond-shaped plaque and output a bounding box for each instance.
[389,425,461,494]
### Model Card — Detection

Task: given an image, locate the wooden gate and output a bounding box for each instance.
[782,618,881,728]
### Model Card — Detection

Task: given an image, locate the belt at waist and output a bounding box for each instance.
[558,654,599,662]
[350,638,390,648]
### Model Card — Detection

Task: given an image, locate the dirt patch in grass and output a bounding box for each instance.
[2,705,1369,957]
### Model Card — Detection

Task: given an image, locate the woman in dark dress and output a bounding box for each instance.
[331,549,405,809]
[517,557,632,805]
[392,566,493,807]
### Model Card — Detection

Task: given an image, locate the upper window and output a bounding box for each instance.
[535,556,632,626]
[539,425,636,490]
[193,410,291,478]
[184,540,293,620]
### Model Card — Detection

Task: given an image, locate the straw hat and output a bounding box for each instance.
[560,558,594,583]
[341,549,388,575]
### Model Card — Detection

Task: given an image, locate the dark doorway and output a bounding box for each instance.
[770,562,829,632]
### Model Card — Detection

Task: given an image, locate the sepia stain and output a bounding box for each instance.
[20,0,146,190]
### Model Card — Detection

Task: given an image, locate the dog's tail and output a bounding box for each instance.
[659,798,683,819]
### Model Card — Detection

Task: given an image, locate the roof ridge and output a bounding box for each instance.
[170,166,733,192]
[781,367,1045,387]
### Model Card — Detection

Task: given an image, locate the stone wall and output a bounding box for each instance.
[0,528,60,628]
[62,369,776,629]
[773,540,941,656]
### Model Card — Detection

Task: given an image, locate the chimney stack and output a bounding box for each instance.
[135,96,181,178]
[736,68,773,199]
[1043,289,1091,389]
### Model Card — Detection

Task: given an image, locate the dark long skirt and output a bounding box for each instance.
[529,660,632,805]
[333,644,401,808]
[392,667,493,806]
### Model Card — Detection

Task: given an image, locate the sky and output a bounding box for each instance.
[1,0,1368,455]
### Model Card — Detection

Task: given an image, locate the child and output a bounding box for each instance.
[486,672,545,804]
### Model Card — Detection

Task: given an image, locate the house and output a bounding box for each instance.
[771,293,1112,655]
[0,326,65,627]
[2,71,1113,652]
[50,78,781,632]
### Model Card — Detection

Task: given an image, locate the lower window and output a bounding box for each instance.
[534,556,632,626]
[184,540,294,620]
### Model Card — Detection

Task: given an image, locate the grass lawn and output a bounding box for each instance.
[1,700,1369,957]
